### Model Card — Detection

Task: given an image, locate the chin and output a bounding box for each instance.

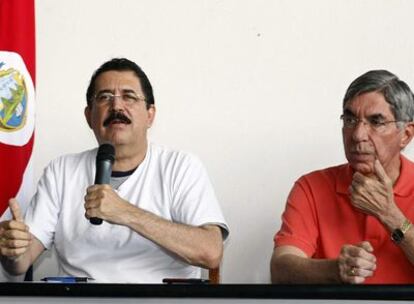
[97,131,127,145]
[110,138,128,146]
[351,162,374,175]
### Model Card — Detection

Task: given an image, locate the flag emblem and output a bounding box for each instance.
[0,52,34,146]
[0,63,28,131]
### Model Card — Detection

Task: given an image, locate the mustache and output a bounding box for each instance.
[103,111,132,127]
[350,146,375,154]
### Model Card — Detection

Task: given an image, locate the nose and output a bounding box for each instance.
[351,120,370,142]
[110,95,124,111]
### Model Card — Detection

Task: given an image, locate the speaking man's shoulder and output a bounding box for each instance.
[45,148,96,172]
[148,143,203,167]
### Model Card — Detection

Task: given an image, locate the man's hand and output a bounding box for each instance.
[337,241,376,284]
[0,199,32,259]
[350,159,395,219]
[84,185,134,225]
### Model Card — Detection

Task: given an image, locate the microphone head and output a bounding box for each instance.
[96,143,115,163]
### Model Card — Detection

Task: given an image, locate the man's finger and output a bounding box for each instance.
[357,241,374,253]
[352,172,366,183]
[0,247,28,258]
[9,199,23,222]
[2,228,32,241]
[373,159,387,183]
[2,239,31,249]
[347,245,376,262]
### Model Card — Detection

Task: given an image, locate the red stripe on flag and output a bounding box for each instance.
[0,0,36,83]
[0,0,35,215]
[0,136,34,215]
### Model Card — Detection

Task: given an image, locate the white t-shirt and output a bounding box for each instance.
[25,143,229,283]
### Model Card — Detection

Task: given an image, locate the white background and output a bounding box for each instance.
[32,0,414,283]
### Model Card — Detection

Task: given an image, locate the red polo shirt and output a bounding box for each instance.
[274,155,414,283]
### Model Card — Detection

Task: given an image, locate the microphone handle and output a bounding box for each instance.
[94,160,112,184]
[90,159,113,225]
[90,217,103,225]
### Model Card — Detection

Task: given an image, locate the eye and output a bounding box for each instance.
[123,93,139,103]
[368,117,386,128]
[96,93,112,103]
[342,115,357,126]
[344,117,355,123]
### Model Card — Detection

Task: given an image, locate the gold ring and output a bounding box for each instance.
[350,267,357,276]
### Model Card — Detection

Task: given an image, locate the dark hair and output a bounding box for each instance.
[86,58,154,109]
[343,70,414,122]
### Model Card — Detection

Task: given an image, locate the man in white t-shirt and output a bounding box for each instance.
[0,58,229,282]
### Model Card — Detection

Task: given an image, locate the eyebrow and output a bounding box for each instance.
[342,109,387,120]
[121,89,139,95]
[368,113,386,121]
[95,89,114,95]
[96,89,141,95]
[342,109,355,117]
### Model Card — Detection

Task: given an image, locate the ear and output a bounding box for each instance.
[84,106,92,129]
[400,122,414,149]
[146,105,156,128]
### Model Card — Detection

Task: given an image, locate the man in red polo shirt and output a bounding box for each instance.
[271,70,414,284]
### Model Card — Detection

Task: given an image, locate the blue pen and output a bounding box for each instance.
[41,276,89,283]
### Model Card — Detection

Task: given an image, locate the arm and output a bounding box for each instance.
[272,168,379,284]
[271,243,376,284]
[120,205,223,268]
[84,185,223,268]
[350,159,414,265]
[271,245,339,283]
[384,212,414,265]
[0,199,45,275]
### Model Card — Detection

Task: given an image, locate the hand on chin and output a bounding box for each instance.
[352,161,375,176]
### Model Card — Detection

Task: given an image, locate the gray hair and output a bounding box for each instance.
[343,70,414,123]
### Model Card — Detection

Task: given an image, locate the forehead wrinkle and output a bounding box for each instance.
[344,109,387,120]
[96,85,142,94]
[345,100,395,120]
[95,71,143,94]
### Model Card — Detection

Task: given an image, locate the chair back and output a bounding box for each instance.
[208,267,220,284]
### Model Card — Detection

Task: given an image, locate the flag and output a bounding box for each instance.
[0,0,36,220]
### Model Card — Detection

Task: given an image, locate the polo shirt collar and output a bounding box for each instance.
[394,155,414,197]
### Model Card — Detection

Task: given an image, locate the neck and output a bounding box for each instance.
[112,140,148,172]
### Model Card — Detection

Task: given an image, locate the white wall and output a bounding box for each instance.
[33,0,414,283]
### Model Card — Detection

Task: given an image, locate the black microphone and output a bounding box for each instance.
[90,143,115,225]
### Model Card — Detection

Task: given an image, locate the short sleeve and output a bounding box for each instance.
[25,160,61,250]
[170,154,229,240]
[274,177,319,257]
